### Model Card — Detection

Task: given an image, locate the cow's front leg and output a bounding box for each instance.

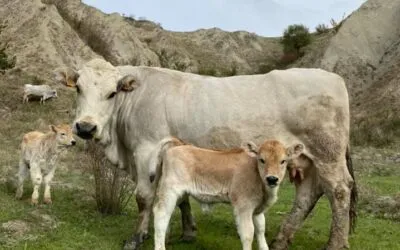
[271,168,323,250]
[123,180,154,250]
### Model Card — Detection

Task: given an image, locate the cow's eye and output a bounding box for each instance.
[281,160,286,165]
[108,92,117,99]
[259,158,265,164]
[76,86,81,94]
[61,133,66,136]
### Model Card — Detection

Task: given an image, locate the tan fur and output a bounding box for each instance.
[16,124,76,205]
[153,138,304,250]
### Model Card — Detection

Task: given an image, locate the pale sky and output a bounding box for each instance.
[83,0,365,37]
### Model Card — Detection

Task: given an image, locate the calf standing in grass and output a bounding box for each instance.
[151,137,304,250]
[15,124,76,205]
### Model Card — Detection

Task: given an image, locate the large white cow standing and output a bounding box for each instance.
[56,59,357,250]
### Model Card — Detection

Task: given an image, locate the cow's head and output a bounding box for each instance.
[244,140,304,189]
[50,124,76,147]
[54,59,139,142]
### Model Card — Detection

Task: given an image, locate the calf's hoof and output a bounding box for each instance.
[44,198,52,204]
[122,232,149,250]
[31,199,39,206]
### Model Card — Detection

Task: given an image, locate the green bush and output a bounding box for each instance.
[315,23,330,34]
[281,24,311,56]
[0,48,15,70]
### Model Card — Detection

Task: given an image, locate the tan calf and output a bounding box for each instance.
[152,137,304,250]
[15,124,76,205]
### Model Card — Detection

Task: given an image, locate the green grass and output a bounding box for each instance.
[1,176,400,250]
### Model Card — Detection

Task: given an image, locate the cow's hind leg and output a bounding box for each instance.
[271,167,323,250]
[178,195,197,241]
[318,160,353,250]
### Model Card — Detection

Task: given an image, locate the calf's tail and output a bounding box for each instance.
[148,136,186,185]
[346,146,358,234]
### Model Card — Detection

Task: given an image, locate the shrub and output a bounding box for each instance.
[281,24,311,56]
[84,140,134,214]
[0,48,15,70]
[315,23,330,34]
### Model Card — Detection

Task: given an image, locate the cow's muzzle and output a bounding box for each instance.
[75,121,97,140]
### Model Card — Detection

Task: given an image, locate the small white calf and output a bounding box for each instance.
[15,124,76,205]
[152,137,304,250]
[23,84,57,104]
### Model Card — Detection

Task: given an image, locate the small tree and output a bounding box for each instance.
[281,24,311,56]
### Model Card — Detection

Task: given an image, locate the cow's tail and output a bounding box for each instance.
[148,137,186,186]
[346,145,358,234]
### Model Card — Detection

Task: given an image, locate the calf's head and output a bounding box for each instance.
[244,140,304,189]
[50,124,76,147]
[54,59,139,142]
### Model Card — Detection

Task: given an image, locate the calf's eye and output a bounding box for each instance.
[108,92,117,99]
[259,158,265,164]
[76,86,81,93]
[280,160,286,165]
[61,133,66,136]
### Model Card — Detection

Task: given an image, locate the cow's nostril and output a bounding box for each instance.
[75,122,80,131]
[71,141,76,146]
[266,176,279,186]
[90,125,97,133]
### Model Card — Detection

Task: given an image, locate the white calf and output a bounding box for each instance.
[152,137,304,250]
[15,124,76,204]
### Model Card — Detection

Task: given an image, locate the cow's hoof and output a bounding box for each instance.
[180,233,196,242]
[270,239,289,250]
[122,232,149,250]
[44,198,52,205]
[31,199,39,206]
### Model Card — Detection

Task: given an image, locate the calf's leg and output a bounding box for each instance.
[29,163,42,205]
[15,159,28,199]
[43,168,55,204]
[153,188,180,250]
[235,209,255,250]
[178,195,197,241]
[253,213,268,250]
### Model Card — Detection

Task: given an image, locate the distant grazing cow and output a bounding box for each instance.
[56,58,356,250]
[23,84,57,104]
[151,137,304,250]
[15,124,76,205]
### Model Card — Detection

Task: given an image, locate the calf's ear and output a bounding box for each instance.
[54,68,79,87]
[49,125,58,133]
[242,141,258,158]
[117,75,140,92]
[287,143,304,158]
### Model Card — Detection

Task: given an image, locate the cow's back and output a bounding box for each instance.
[117,67,349,158]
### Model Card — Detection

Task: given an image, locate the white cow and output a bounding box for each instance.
[55,58,356,250]
[151,137,304,250]
[15,124,76,204]
[23,84,57,104]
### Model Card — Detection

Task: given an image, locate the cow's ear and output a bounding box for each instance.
[287,143,304,158]
[117,75,140,92]
[49,125,57,133]
[54,68,79,88]
[242,141,258,158]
